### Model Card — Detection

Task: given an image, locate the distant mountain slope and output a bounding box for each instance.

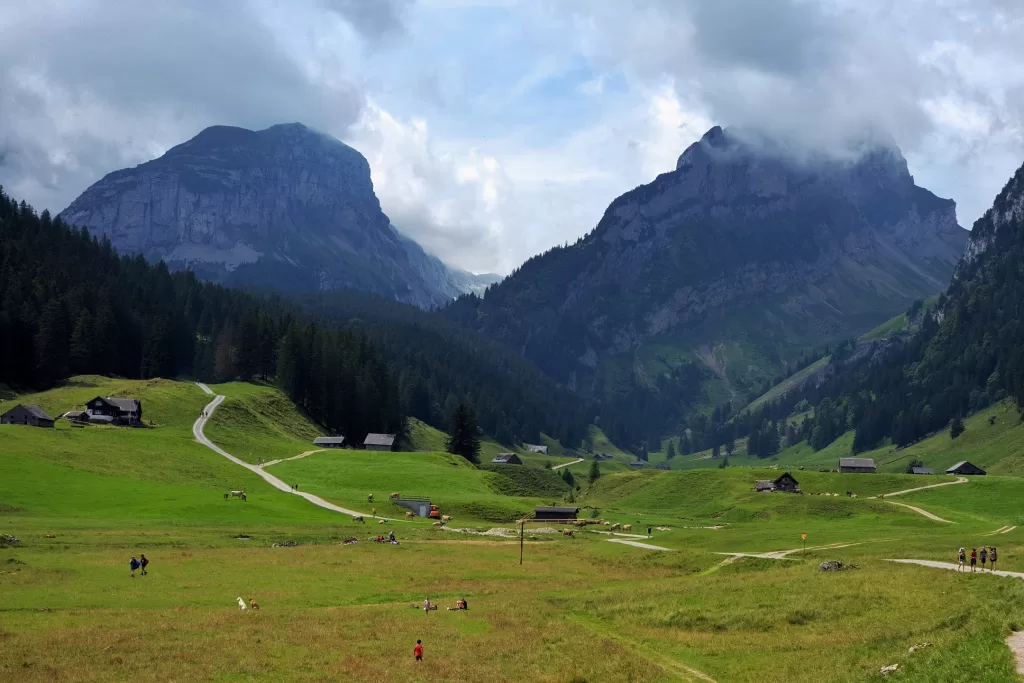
[59,123,482,308]
[444,126,968,436]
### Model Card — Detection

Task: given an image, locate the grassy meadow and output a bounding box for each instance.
[4,376,1024,681]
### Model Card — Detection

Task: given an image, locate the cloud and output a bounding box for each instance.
[0,0,394,213]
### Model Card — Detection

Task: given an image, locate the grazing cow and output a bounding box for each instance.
[441,515,452,523]
[236,597,247,611]
[610,523,621,531]
[249,598,260,610]
[406,511,416,519]
[389,492,400,501]
[352,515,364,523]
[378,518,388,524]
[367,494,374,503]
[603,521,611,526]
[230,490,245,498]
[562,529,575,537]
[623,524,632,531]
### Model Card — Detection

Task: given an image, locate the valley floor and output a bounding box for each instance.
[4,378,1024,682]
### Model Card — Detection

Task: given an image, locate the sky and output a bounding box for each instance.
[2,0,1023,275]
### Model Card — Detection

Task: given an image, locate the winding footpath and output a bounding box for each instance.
[881,477,968,498]
[193,383,367,518]
[885,500,952,523]
[886,559,1024,579]
[551,458,584,471]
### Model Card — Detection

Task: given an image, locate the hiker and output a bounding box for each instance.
[647,525,652,538]
[372,507,377,518]
[424,596,432,613]
[990,547,998,571]
[957,547,966,571]
[414,639,423,662]
[140,554,149,576]
[970,548,977,572]
[388,530,395,543]
[980,546,988,570]
[129,556,140,577]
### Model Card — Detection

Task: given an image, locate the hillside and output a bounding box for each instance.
[445,126,966,447]
[59,123,485,308]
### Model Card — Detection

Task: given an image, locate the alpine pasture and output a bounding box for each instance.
[3,377,1024,682]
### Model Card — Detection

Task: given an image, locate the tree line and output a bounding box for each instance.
[0,188,401,442]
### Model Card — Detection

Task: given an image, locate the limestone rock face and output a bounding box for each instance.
[59,123,494,308]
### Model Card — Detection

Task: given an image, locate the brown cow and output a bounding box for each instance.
[406,511,416,519]
[441,515,452,523]
[562,529,575,537]
[623,524,633,531]
[389,492,400,501]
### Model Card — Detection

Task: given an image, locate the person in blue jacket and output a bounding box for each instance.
[129,556,140,577]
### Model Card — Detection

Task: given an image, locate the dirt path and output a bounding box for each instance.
[192,390,370,519]
[715,542,866,561]
[985,525,1017,536]
[551,458,584,470]
[887,559,1024,579]
[590,530,651,540]
[882,477,968,498]
[886,500,952,523]
[1007,631,1024,675]
[606,539,674,551]
[260,449,326,468]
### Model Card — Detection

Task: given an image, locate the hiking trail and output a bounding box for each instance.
[881,477,968,498]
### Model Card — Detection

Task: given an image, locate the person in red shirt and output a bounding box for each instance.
[414,640,423,662]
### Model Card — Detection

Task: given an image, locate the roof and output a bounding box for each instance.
[64,410,89,419]
[492,453,520,463]
[839,458,876,468]
[655,463,670,470]
[755,480,776,490]
[774,472,798,483]
[4,404,54,421]
[911,467,933,475]
[104,397,141,411]
[535,506,579,514]
[629,461,646,467]
[363,433,396,447]
[313,436,346,446]
[946,461,985,474]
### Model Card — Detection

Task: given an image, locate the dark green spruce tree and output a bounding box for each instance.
[446,403,481,464]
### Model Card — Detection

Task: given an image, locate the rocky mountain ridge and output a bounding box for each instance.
[445,126,968,406]
[59,123,495,308]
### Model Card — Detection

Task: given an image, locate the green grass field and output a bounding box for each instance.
[5,376,1024,681]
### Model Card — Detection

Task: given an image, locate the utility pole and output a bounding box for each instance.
[520,520,525,565]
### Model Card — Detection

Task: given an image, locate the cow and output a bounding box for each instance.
[572,520,588,527]
[389,492,401,501]
[610,523,621,531]
[406,511,416,519]
[562,529,575,537]
[441,515,452,523]
[378,518,387,524]
[352,515,364,523]
[603,521,611,526]
[623,524,632,531]
[229,490,245,498]
[367,494,374,503]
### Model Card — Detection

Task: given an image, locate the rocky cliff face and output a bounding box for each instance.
[59,123,484,308]
[445,126,968,400]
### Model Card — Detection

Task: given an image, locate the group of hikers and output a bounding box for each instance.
[373,530,398,544]
[128,554,149,577]
[420,596,467,613]
[957,546,998,572]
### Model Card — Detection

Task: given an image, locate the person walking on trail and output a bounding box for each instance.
[424,596,432,613]
[372,507,377,518]
[414,640,423,662]
[990,546,998,571]
[647,525,652,538]
[140,554,149,576]
[957,547,966,572]
[388,530,395,543]
[980,546,988,570]
[970,548,978,572]
[129,557,140,577]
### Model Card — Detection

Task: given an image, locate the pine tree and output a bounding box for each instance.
[588,459,601,484]
[666,440,676,460]
[561,467,575,487]
[950,414,965,439]
[446,403,481,464]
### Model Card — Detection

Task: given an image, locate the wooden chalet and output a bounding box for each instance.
[363,433,396,451]
[534,506,578,521]
[946,461,986,476]
[85,396,142,426]
[839,457,876,473]
[313,436,346,448]
[1,404,54,428]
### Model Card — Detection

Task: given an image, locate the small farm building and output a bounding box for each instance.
[363,434,396,451]
[839,457,876,473]
[1,404,54,428]
[492,453,523,465]
[946,461,986,476]
[313,436,346,448]
[535,506,578,521]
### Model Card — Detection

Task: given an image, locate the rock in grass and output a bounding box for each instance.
[908,642,932,653]
[819,560,844,572]
[880,663,899,675]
